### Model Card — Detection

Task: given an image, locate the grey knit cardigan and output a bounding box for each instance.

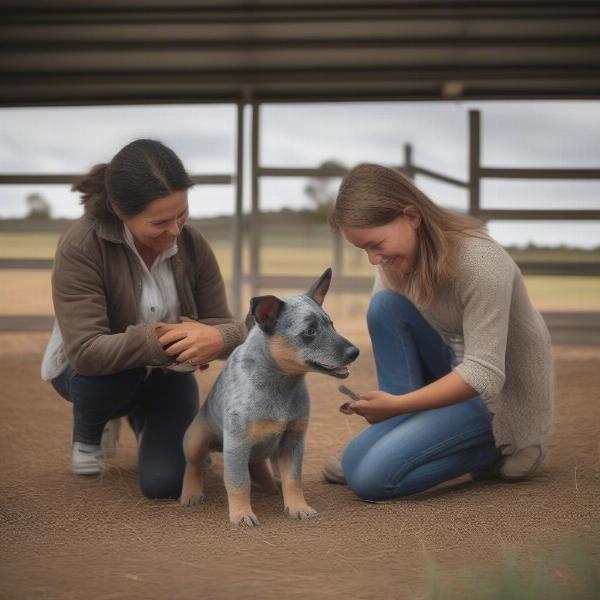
[373,235,555,456]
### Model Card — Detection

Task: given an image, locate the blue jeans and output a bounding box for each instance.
[52,365,198,499]
[342,290,501,500]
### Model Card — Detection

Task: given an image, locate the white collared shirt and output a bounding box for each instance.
[122,223,181,325]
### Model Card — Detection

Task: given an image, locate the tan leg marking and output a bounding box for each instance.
[226,483,259,527]
[250,460,280,495]
[278,452,319,521]
[248,419,288,442]
[247,417,308,443]
[180,418,212,507]
[270,336,310,375]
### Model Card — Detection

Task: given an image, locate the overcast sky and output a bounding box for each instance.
[0,100,598,248]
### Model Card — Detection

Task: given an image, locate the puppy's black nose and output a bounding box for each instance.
[345,346,360,361]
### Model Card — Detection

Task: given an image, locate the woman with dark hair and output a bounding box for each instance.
[322,163,555,500]
[41,139,246,499]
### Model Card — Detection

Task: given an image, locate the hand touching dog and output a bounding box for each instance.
[156,318,224,367]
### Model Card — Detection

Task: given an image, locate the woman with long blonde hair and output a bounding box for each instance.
[323,163,554,500]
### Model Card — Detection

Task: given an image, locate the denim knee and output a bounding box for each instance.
[367,290,420,333]
[139,471,182,500]
[346,457,424,500]
[344,462,399,502]
[342,443,396,501]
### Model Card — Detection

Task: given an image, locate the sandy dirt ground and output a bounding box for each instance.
[1,331,599,600]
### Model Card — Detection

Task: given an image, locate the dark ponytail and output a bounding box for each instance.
[72,163,114,219]
[73,139,194,220]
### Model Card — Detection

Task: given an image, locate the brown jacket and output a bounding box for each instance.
[52,214,246,376]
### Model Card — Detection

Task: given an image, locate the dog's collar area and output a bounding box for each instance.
[306,361,350,379]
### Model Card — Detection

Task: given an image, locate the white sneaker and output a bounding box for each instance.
[70,442,105,475]
[499,445,545,481]
[101,418,121,458]
[322,456,347,485]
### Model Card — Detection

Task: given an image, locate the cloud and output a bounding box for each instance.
[0,104,236,174]
[0,101,598,247]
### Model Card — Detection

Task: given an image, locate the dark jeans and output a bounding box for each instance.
[52,365,199,499]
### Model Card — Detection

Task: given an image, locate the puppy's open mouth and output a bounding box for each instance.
[307,361,350,379]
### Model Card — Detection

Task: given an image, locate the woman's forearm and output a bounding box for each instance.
[349,371,479,423]
[399,371,478,413]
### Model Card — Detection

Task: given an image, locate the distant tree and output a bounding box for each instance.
[303,160,346,222]
[25,193,51,220]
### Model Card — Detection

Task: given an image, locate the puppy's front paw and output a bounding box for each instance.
[230,512,260,527]
[180,494,206,507]
[285,505,320,520]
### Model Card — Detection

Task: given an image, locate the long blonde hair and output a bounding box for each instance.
[329,163,490,307]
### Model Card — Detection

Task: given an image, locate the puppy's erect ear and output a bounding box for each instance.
[306,268,332,307]
[250,295,285,335]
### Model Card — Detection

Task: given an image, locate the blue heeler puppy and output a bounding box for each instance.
[180,268,359,527]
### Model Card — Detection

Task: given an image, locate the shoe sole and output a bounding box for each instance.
[70,463,102,476]
[71,445,105,475]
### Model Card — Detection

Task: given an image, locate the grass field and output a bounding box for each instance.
[0,231,599,313]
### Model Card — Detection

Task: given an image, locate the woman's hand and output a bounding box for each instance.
[346,390,404,424]
[156,320,225,366]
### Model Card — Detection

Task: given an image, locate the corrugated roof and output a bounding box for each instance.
[1,1,600,105]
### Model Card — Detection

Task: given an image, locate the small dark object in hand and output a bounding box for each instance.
[338,384,360,414]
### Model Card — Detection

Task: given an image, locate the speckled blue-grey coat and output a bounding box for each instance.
[180,269,359,527]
